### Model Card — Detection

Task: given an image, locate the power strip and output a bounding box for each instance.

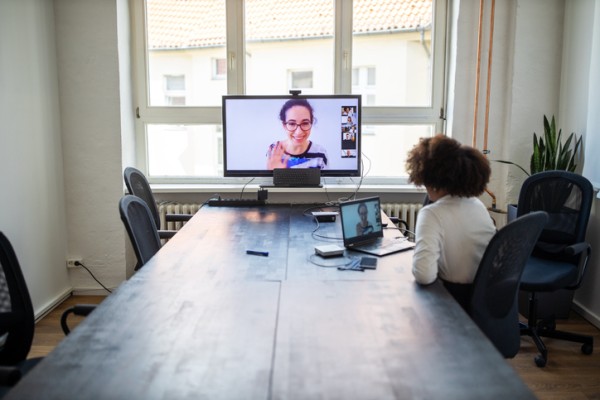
[311,211,338,222]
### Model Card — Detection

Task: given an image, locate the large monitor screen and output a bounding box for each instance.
[222,94,361,177]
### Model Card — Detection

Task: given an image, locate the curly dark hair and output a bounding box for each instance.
[406,134,490,197]
[279,98,316,124]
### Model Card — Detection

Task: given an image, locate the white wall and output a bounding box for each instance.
[504,0,565,201]
[54,0,129,291]
[0,0,71,316]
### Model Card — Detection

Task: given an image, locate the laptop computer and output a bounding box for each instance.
[338,196,415,256]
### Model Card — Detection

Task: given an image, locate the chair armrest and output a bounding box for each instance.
[165,213,192,222]
[61,304,97,335]
[388,217,412,239]
[158,229,177,240]
[565,242,591,290]
[71,304,97,317]
[565,241,590,256]
[388,217,408,230]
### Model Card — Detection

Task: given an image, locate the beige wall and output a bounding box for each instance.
[0,0,71,316]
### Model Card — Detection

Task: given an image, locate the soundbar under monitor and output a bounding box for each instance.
[222,94,361,177]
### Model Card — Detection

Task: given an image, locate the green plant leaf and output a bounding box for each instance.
[531,133,542,174]
[557,133,574,169]
[557,148,572,170]
[543,115,559,170]
[566,135,583,172]
[494,160,530,176]
[498,114,582,175]
[546,115,558,158]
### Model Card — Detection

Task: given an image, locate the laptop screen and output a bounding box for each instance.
[339,196,384,246]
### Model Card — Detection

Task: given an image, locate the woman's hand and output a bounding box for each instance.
[267,141,289,169]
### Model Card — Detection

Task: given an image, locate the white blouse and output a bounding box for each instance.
[412,195,496,285]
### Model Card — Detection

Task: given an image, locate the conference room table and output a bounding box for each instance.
[7,204,535,399]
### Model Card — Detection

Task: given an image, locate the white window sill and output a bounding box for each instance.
[151,182,425,195]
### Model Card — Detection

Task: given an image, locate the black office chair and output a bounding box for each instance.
[469,211,548,358]
[119,195,162,269]
[0,232,43,395]
[61,196,164,335]
[517,170,594,367]
[123,167,192,240]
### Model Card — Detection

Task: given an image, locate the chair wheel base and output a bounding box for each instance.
[534,355,547,367]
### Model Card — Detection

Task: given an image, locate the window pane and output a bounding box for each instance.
[352,0,434,107]
[147,124,222,177]
[245,0,334,95]
[146,0,227,106]
[136,0,444,183]
[165,75,185,90]
[361,125,434,177]
[352,66,376,105]
[213,58,227,80]
[367,67,376,86]
[290,70,314,89]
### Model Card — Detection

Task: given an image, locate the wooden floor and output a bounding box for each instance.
[29,295,600,399]
[28,295,105,359]
[508,312,600,400]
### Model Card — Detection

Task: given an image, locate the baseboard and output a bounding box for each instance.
[34,287,73,322]
[72,287,114,296]
[572,300,600,329]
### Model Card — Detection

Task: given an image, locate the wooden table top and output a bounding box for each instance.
[7,204,535,399]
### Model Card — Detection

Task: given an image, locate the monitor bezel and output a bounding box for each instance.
[222,94,362,177]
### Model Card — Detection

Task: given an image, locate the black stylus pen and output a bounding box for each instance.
[246,250,269,257]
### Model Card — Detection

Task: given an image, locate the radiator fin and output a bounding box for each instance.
[380,202,423,235]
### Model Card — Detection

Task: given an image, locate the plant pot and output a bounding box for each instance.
[507,204,518,224]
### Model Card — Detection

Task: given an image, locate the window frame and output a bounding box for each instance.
[131,0,448,185]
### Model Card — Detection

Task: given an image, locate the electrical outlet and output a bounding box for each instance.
[66,258,82,269]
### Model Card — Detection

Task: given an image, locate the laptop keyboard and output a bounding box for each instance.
[360,237,408,250]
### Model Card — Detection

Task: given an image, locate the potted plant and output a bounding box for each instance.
[497,114,582,219]
[497,114,582,176]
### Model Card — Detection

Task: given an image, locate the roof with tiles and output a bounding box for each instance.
[147,0,432,50]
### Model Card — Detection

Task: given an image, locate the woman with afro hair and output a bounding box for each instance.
[406,134,496,310]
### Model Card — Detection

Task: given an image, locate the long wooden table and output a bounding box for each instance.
[7,205,535,399]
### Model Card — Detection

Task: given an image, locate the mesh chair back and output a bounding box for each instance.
[119,196,162,270]
[470,211,548,358]
[0,232,35,365]
[517,171,593,262]
[123,167,161,230]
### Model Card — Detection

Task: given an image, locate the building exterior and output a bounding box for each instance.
[142,0,435,178]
